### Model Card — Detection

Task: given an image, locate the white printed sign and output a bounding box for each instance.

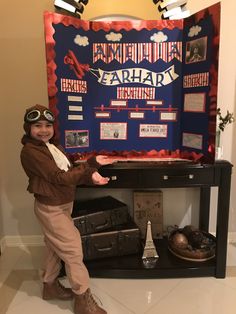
[100,122,127,140]
[139,124,167,138]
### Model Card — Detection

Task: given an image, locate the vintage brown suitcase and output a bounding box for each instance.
[81,222,141,261]
[72,196,130,235]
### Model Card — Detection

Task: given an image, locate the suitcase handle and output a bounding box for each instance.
[95,243,113,252]
[92,221,110,230]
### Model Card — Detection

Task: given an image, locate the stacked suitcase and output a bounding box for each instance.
[72,196,142,261]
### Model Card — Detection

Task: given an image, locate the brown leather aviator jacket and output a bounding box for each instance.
[21,135,99,205]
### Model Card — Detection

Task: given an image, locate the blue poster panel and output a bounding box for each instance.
[44,2,220,162]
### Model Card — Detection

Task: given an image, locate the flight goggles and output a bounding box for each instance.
[25,109,55,123]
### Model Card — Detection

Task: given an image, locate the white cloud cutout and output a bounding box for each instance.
[74,34,89,46]
[105,32,122,42]
[150,31,168,43]
[188,25,202,37]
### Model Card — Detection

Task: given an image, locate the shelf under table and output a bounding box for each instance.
[85,238,216,279]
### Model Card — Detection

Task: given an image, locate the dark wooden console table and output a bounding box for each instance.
[82,160,232,279]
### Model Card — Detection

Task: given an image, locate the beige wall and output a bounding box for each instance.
[0,0,235,241]
[187,0,236,232]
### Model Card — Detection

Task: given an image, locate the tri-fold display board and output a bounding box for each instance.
[44,2,220,162]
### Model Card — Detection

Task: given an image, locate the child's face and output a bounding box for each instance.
[30,120,54,143]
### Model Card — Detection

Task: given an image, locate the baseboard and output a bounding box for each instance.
[227,232,236,244]
[1,233,236,254]
[0,235,44,253]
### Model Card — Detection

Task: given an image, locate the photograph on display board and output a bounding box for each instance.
[185,36,207,64]
[44,2,220,163]
[65,130,89,148]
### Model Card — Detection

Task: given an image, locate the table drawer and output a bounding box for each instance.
[139,168,215,187]
[100,168,139,188]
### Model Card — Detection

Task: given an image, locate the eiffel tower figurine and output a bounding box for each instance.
[142,220,159,268]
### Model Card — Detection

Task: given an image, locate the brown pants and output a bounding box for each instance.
[34,199,90,295]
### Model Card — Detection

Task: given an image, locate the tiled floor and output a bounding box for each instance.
[0,244,236,314]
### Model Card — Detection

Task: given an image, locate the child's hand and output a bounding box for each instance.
[96,155,117,166]
[92,171,110,185]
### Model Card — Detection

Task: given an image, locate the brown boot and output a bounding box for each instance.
[43,279,74,300]
[74,288,107,314]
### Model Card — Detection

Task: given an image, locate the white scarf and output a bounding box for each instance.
[46,142,71,172]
